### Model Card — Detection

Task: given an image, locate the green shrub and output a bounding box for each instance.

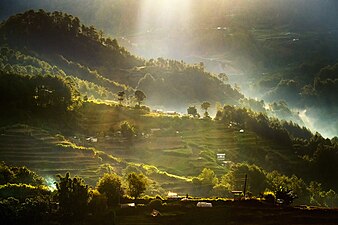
[148,198,162,208]
[263,191,276,204]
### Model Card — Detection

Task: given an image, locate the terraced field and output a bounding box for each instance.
[88,117,297,178]
[0,124,107,185]
[0,124,192,194]
[0,104,304,196]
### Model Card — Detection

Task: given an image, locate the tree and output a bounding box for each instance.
[198,168,218,187]
[201,101,211,118]
[325,189,337,208]
[187,106,198,117]
[11,166,44,186]
[192,168,218,196]
[222,163,267,195]
[218,73,229,84]
[55,172,89,218]
[0,162,43,186]
[117,91,125,105]
[120,121,135,140]
[267,171,306,202]
[134,90,146,106]
[126,173,147,199]
[275,187,297,206]
[88,189,108,216]
[96,173,123,207]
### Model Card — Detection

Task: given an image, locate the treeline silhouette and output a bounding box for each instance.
[0,9,142,71]
[0,162,148,225]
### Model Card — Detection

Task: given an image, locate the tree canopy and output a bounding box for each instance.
[96,173,123,207]
[134,90,146,106]
[126,172,147,199]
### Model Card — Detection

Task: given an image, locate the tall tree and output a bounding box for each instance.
[201,101,211,118]
[96,173,123,207]
[187,106,198,117]
[134,90,146,106]
[120,121,135,140]
[117,91,125,105]
[55,172,89,218]
[192,168,218,195]
[126,172,147,199]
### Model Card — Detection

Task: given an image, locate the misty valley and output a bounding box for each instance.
[0,1,338,225]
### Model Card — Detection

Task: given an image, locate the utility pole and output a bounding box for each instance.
[243,174,247,198]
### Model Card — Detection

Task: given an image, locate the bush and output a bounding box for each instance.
[0,183,49,201]
[148,198,162,208]
[88,190,108,215]
[263,192,276,204]
[0,162,44,186]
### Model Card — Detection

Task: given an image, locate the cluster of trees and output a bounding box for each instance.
[116,89,147,109]
[192,163,338,207]
[136,59,243,108]
[212,105,338,192]
[53,171,146,223]
[0,9,142,71]
[215,105,311,144]
[0,52,148,119]
[0,163,51,224]
[187,101,212,118]
[0,71,81,116]
[0,162,43,186]
[0,48,150,106]
[0,47,123,102]
[0,163,148,225]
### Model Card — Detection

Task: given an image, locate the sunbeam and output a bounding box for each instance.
[132,0,192,57]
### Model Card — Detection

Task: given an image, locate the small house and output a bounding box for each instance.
[167,191,180,199]
[217,153,226,161]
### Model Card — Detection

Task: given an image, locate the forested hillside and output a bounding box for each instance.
[1,1,337,137]
[0,10,243,110]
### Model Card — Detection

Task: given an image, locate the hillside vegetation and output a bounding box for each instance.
[0,10,243,110]
[1,69,337,205]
